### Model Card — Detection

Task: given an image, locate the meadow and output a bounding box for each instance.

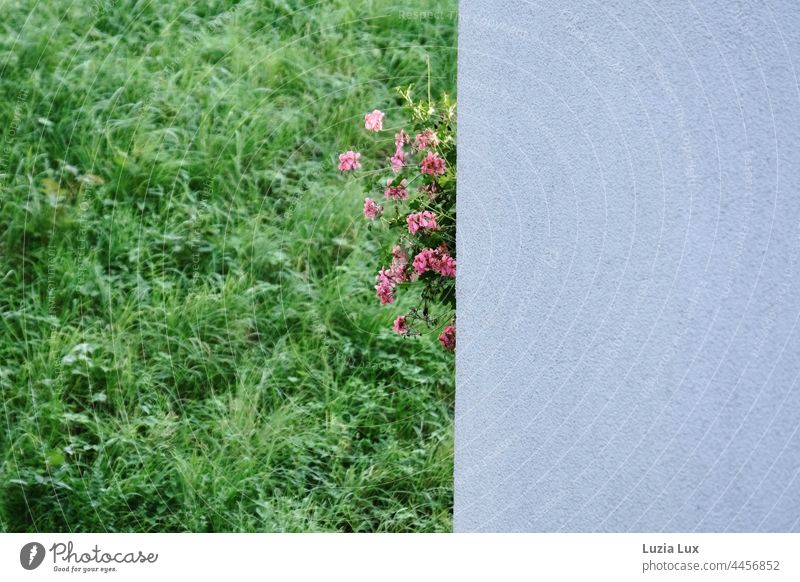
[0,0,456,532]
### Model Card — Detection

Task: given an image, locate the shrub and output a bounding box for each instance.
[338,87,456,351]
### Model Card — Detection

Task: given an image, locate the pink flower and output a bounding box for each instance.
[384,178,409,200]
[438,324,456,351]
[374,268,396,304]
[375,284,394,304]
[387,263,407,282]
[390,148,406,173]
[387,245,409,282]
[406,210,440,234]
[363,197,383,221]
[375,258,413,304]
[420,151,445,176]
[395,130,409,149]
[364,109,385,132]
[392,245,409,265]
[436,254,457,277]
[412,248,436,274]
[415,129,439,150]
[338,150,361,171]
[412,247,456,277]
[393,315,409,335]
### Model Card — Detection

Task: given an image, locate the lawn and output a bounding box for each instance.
[0,0,456,532]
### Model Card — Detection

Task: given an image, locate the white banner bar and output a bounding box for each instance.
[1,533,798,580]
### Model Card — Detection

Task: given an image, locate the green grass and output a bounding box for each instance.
[0,0,456,532]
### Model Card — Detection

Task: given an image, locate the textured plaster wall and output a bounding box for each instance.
[455,0,800,531]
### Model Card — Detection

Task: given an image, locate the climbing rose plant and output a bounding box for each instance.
[338,88,456,351]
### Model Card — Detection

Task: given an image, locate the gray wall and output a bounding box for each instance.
[456,0,800,531]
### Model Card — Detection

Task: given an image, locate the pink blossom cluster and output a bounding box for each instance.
[395,130,409,149]
[438,324,456,351]
[420,151,446,176]
[388,122,409,173]
[386,262,407,283]
[387,245,408,282]
[364,109,384,132]
[415,129,439,150]
[384,178,408,200]
[393,315,409,335]
[392,244,409,266]
[339,104,455,350]
[406,210,439,234]
[363,197,382,220]
[412,246,456,277]
[390,148,405,173]
[338,150,361,172]
[374,268,396,304]
[374,245,411,304]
